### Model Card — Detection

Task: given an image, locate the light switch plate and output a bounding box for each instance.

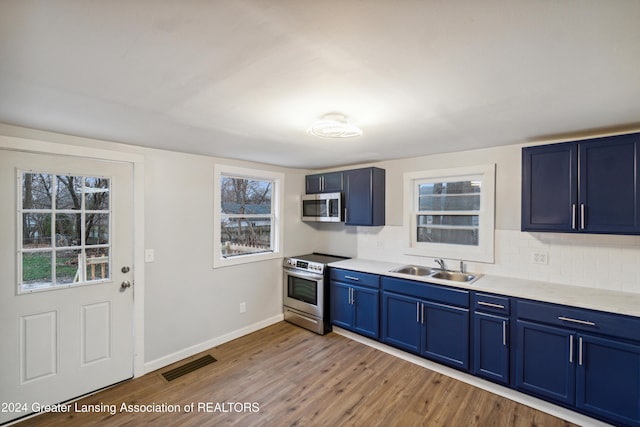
[145,249,155,263]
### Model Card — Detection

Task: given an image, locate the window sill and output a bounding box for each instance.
[213,250,281,269]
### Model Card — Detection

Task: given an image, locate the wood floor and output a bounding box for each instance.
[15,322,577,427]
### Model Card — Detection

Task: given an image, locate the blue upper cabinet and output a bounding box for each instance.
[522,142,578,231]
[344,167,385,226]
[522,133,640,234]
[580,137,640,233]
[305,171,344,194]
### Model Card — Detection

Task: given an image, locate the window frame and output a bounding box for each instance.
[403,164,495,263]
[213,164,284,268]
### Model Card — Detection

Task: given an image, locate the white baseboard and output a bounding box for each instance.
[332,327,612,427]
[143,314,284,374]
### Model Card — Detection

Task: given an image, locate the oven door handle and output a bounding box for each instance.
[284,267,324,281]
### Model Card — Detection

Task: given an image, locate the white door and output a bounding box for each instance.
[0,150,134,424]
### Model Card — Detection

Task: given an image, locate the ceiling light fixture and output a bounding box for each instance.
[307,113,363,139]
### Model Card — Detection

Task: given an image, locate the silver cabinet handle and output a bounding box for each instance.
[344,275,359,281]
[572,204,577,230]
[558,316,596,326]
[579,336,584,366]
[581,204,586,230]
[421,303,425,324]
[416,302,420,323]
[478,301,505,309]
[502,321,507,346]
[569,335,574,363]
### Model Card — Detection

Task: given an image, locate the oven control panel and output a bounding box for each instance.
[284,258,324,273]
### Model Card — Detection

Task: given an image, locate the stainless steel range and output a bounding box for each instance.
[283,253,348,335]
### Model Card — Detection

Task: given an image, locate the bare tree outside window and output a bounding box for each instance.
[220,176,274,257]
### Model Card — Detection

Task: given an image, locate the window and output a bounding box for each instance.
[213,164,283,268]
[404,165,495,263]
[18,171,111,292]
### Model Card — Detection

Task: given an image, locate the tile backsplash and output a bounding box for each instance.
[356,227,640,294]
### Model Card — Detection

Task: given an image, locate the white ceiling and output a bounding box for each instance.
[1,1,639,169]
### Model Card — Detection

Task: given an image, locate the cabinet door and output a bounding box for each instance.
[353,287,379,339]
[516,320,575,405]
[344,168,385,226]
[576,334,640,426]
[422,301,469,370]
[322,171,344,193]
[473,312,509,385]
[580,134,640,233]
[305,172,343,194]
[305,174,323,194]
[522,143,578,232]
[381,292,421,353]
[330,281,353,329]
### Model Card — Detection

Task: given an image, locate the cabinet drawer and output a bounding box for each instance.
[517,299,640,342]
[381,277,469,308]
[473,293,510,315]
[330,269,380,288]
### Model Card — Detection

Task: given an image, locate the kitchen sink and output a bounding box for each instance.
[389,265,480,284]
[431,271,478,283]
[389,265,437,276]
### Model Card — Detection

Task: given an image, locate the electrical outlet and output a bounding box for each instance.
[376,240,384,249]
[239,302,246,314]
[531,251,549,265]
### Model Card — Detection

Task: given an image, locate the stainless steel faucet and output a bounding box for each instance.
[435,258,446,271]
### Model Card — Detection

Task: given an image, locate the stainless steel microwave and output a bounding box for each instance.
[301,192,343,222]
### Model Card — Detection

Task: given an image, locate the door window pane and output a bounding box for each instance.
[22,173,52,209]
[18,172,112,292]
[55,175,83,210]
[86,248,109,281]
[22,252,52,288]
[23,213,52,248]
[55,213,81,247]
[86,213,109,245]
[56,250,81,284]
[85,177,110,210]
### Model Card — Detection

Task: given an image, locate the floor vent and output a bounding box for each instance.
[161,354,217,382]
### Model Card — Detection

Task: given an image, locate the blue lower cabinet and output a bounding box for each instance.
[352,286,380,338]
[515,320,575,405]
[381,292,421,353]
[331,282,353,330]
[473,312,509,385]
[330,281,379,339]
[577,334,640,426]
[516,319,640,426]
[382,291,469,370]
[422,301,469,369]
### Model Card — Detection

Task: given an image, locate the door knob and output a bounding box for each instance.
[120,281,132,290]
[121,266,130,273]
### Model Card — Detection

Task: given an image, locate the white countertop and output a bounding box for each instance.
[329,258,640,318]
